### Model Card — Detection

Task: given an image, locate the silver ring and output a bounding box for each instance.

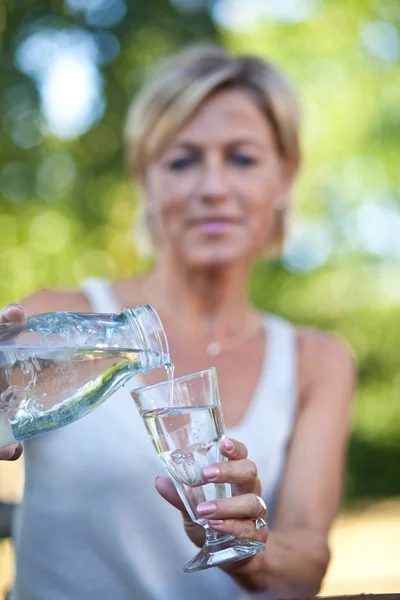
[254,495,268,530]
[254,517,267,530]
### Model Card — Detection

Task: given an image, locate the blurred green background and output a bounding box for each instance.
[0,0,399,507]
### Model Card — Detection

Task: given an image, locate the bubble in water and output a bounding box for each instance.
[170,441,215,487]
[0,386,27,411]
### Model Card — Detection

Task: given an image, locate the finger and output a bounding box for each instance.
[201,459,261,494]
[219,437,248,460]
[197,493,266,521]
[0,444,23,461]
[0,304,27,324]
[208,517,269,543]
[154,476,188,514]
[155,476,206,548]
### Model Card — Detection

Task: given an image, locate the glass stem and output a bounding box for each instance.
[204,525,234,546]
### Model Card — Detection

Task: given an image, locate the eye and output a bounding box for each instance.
[229,151,258,167]
[167,155,197,171]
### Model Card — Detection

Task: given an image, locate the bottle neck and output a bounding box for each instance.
[123,305,170,373]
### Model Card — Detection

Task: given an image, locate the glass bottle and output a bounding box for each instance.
[0,305,170,448]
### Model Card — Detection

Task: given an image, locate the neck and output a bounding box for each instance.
[147,259,256,340]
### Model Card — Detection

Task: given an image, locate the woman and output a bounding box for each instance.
[2,46,355,599]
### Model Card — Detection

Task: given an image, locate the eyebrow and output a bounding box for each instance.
[170,138,267,151]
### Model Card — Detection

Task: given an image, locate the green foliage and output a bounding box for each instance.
[1,0,399,506]
[0,0,219,298]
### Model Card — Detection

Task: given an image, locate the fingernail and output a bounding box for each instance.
[223,438,234,452]
[6,304,24,310]
[9,446,22,461]
[202,465,220,480]
[1,447,15,460]
[208,520,224,528]
[3,445,19,460]
[197,502,217,517]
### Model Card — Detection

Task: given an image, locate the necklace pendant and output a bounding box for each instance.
[206,341,221,357]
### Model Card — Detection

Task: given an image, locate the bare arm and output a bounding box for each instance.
[226,332,356,597]
[17,288,90,315]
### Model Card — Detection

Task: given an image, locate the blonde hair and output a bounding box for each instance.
[124,45,301,175]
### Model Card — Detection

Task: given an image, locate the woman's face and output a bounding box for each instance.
[142,88,294,268]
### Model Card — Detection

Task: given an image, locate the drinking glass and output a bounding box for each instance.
[131,367,266,572]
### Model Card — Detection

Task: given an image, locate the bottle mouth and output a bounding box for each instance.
[123,305,170,363]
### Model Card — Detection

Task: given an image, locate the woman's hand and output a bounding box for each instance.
[155,436,269,551]
[0,303,27,461]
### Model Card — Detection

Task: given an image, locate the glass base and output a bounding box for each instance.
[183,534,266,572]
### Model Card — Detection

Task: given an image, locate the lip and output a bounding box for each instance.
[186,217,242,234]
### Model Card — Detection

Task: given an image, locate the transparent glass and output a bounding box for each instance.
[131,367,266,572]
[0,305,170,448]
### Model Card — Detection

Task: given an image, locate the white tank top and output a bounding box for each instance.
[11,278,298,600]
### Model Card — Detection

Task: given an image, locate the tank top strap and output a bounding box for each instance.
[264,314,298,398]
[226,313,298,441]
[80,277,121,313]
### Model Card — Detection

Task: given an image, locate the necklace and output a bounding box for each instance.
[160,310,264,358]
[204,328,264,357]
[206,340,223,358]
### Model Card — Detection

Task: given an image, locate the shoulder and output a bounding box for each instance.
[296,326,356,409]
[297,327,355,374]
[112,275,153,307]
[20,287,91,315]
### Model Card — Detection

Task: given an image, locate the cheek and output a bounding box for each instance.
[244,183,275,224]
[146,183,183,236]
[251,203,275,249]
[153,173,196,221]
[242,185,278,249]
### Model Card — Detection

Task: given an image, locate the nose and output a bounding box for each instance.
[199,158,228,205]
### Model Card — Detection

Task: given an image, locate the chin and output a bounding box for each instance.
[183,243,251,269]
